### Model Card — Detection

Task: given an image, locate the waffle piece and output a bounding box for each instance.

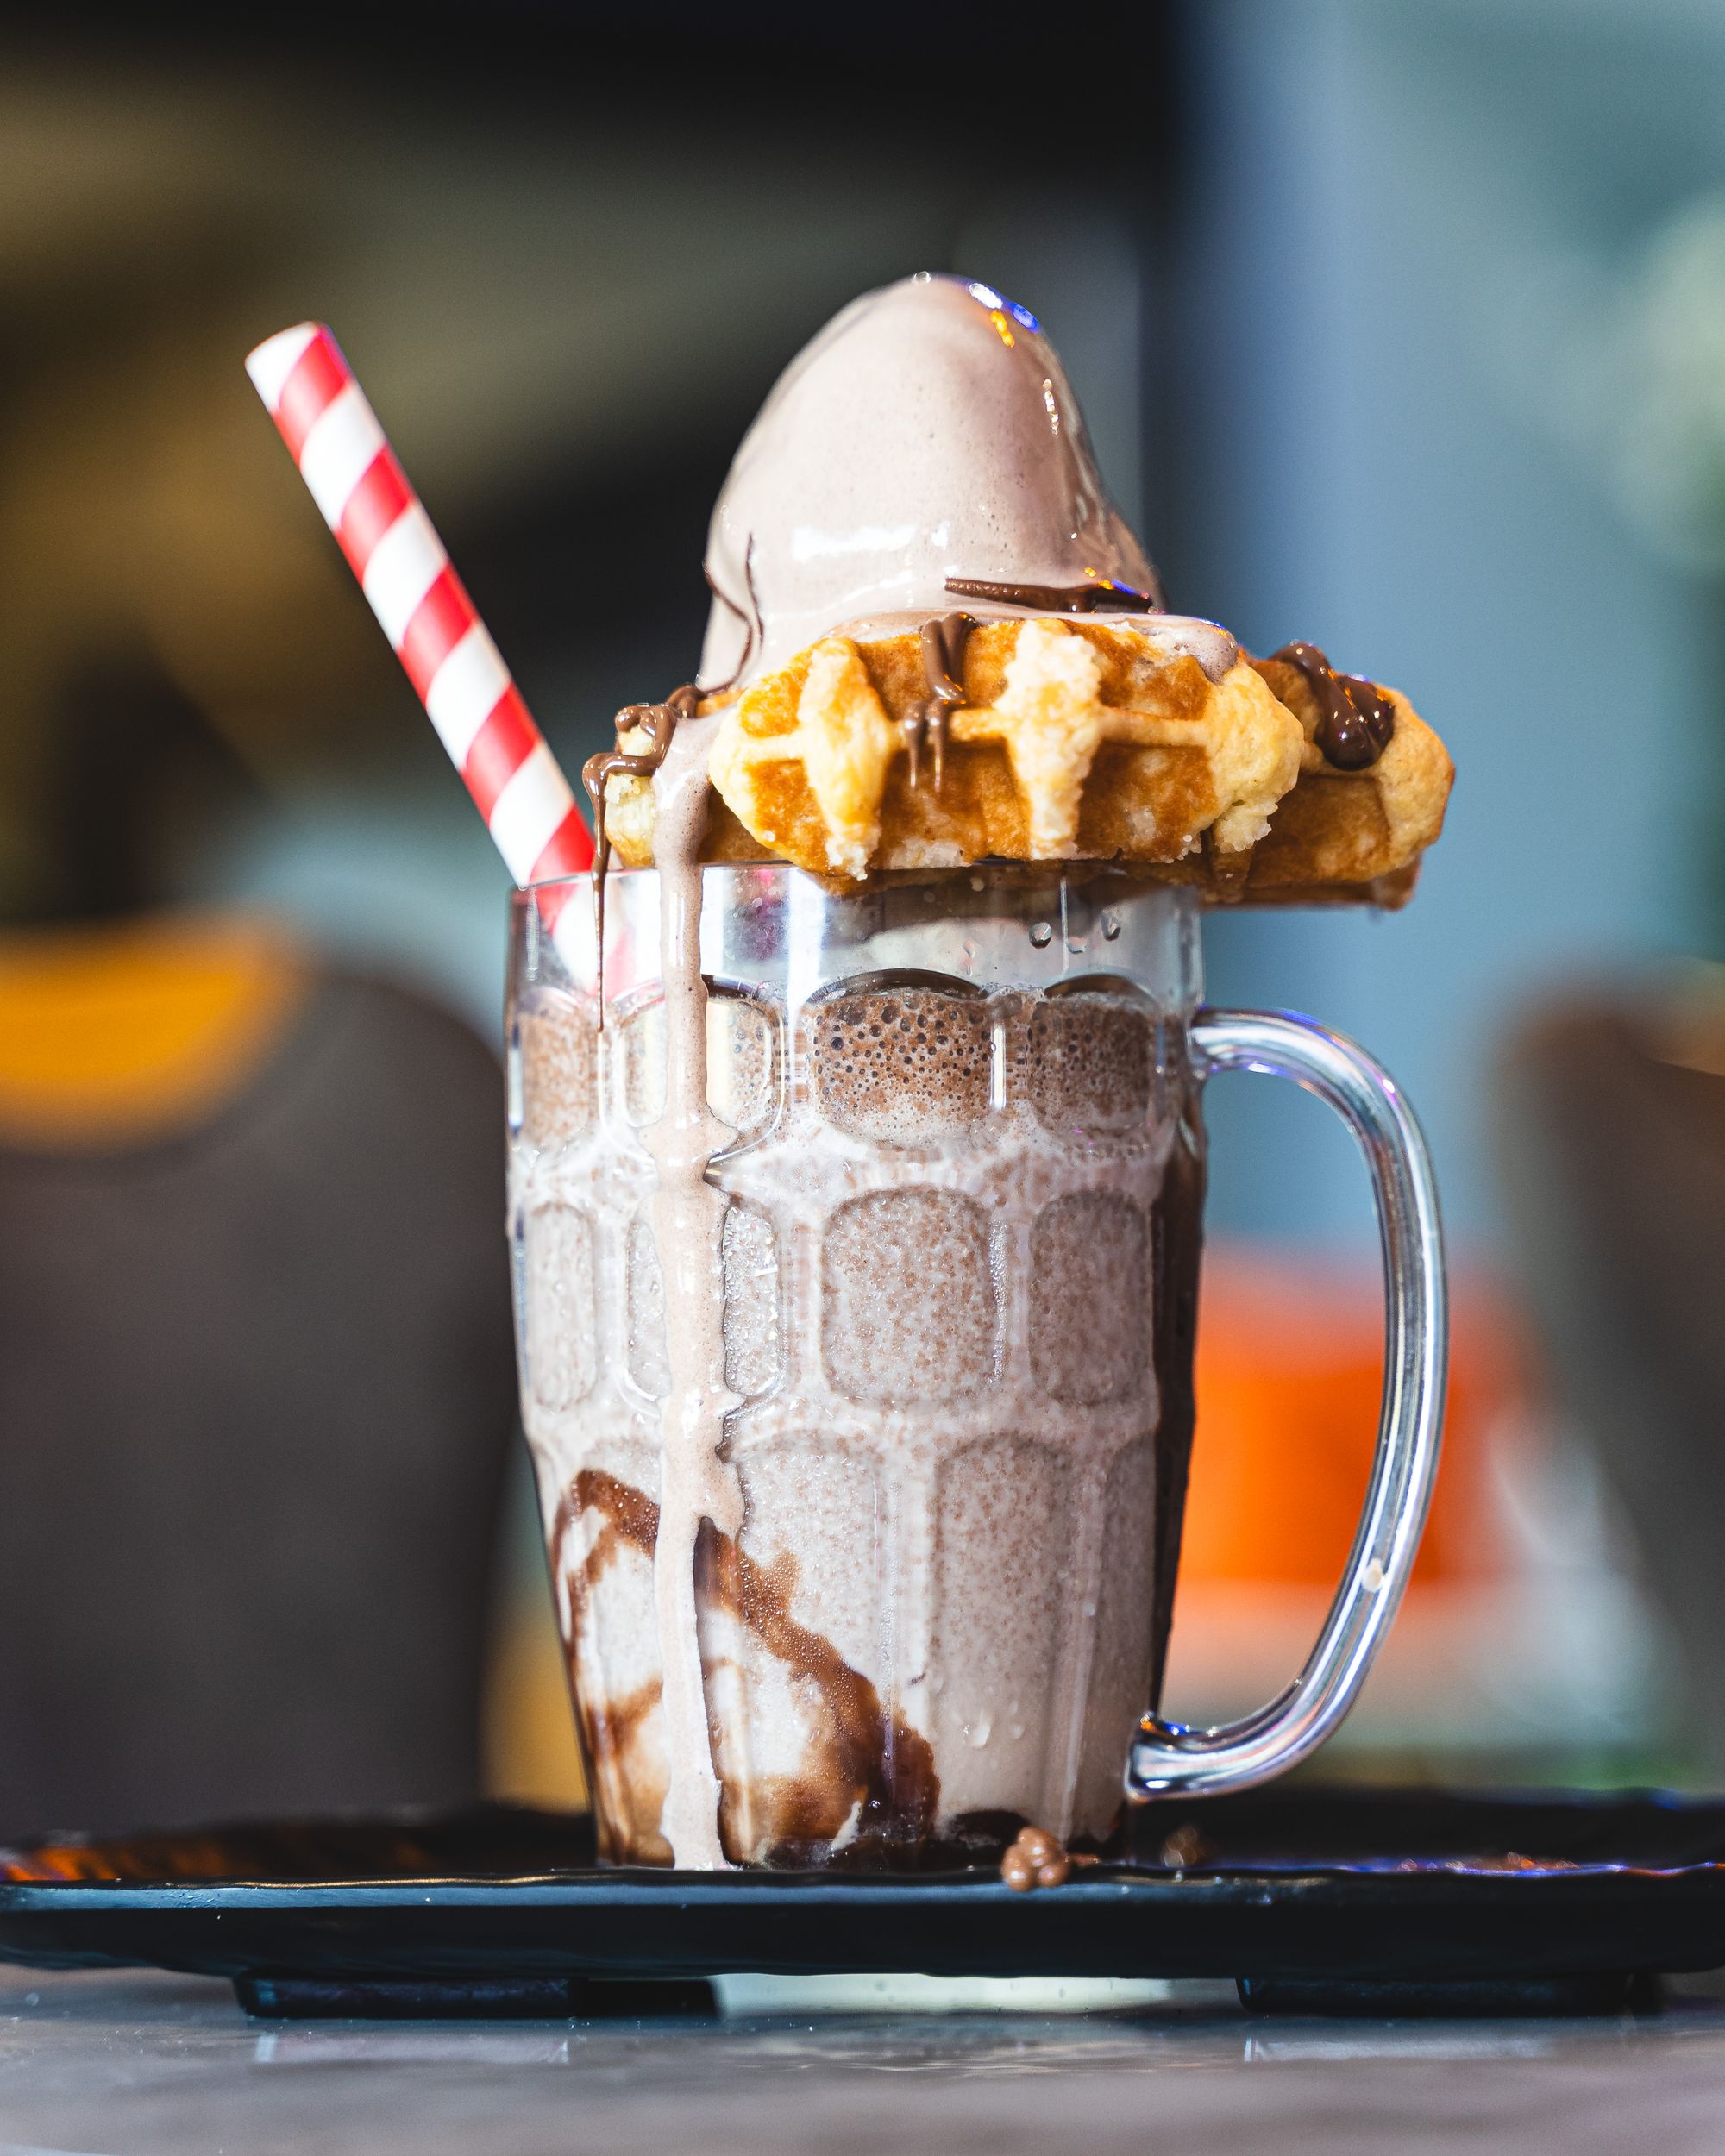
[593,619,1452,906]
[1228,656,1453,906]
[695,616,1303,880]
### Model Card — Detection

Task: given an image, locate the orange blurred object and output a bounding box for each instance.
[1180,1248,1522,1596]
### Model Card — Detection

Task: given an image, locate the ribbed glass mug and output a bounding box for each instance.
[507,865,1445,1868]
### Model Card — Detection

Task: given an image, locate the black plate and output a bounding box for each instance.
[3,1790,1723,2018]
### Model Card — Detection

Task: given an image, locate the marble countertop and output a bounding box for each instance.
[5,1962,1725,2154]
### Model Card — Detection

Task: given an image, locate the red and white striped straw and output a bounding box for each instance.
[245,323,593,900]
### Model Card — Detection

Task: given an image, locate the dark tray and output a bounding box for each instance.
[3,1789,1722,2019]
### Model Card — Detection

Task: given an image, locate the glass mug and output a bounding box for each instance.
[507,865,1445,1868]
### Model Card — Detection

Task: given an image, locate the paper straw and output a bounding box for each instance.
[245,324,593,906]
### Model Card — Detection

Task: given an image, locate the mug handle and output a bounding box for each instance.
[1126,1007,1448,1803]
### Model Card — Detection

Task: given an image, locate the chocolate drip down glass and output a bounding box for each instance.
[507,867,1446,1869]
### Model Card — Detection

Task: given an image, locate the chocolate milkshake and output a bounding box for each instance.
[511,867,1205,1866]
[509,273,1452,1868]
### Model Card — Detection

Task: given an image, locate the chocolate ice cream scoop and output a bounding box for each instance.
[697,273,1170,692]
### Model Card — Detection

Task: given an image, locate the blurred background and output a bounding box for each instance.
[4,0,1725,1833]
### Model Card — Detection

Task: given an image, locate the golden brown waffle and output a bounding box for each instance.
[595,617,1451,905]
[1232,656,1452,906]
[603,617,1299,878]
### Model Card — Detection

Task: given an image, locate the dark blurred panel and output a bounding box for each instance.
[0,953,518,1836]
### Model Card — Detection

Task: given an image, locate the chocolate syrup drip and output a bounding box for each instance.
[553,1467,939,1868]
[578,542,762,1019]
[1267,641,1396,771]
[706,537,762,690]
[945,572,1165,614]
[581,686,700,868]
[905,611,975,791]
[580,685,699,1019]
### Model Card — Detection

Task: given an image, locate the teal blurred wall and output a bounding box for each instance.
[1185,0,1725,1251]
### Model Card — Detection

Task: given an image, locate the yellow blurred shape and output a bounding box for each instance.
[481,1588,588,1810]
[0,914,306,1148]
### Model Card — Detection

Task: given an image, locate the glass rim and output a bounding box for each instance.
[517,860,1201,899]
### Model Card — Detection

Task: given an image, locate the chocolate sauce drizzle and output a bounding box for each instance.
[581,687,700,882]
[945,572,1164,614]
[579,543,761,1016]
[906,612,975,791]
[553,1467,939,1867]
[898,569,1160,794]
[1267,641,1396,771]
[707,541,763,692]
[580,686,699,1019]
